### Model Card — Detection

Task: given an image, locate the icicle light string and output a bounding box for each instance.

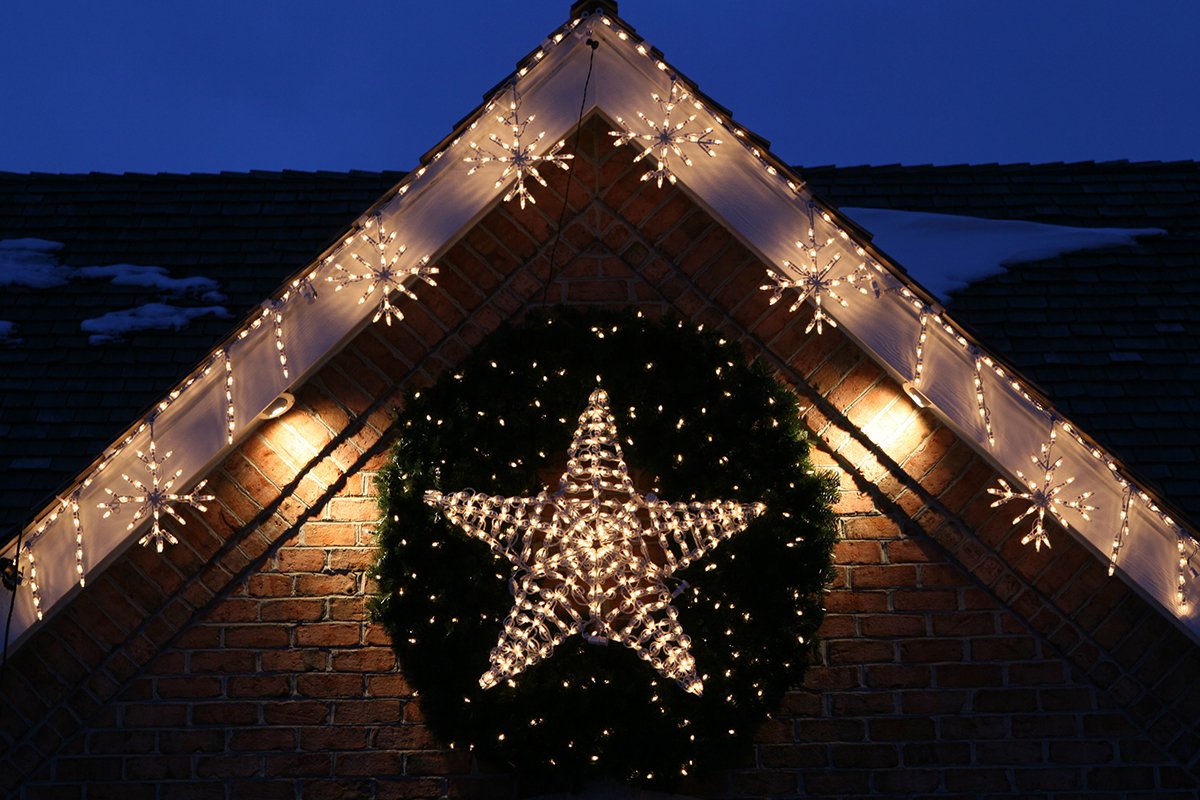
[223,349,236,446]
[970,347,996,448]
[1110,481,1133,576]
[11,8,1196,622]
[1178,528,1193,612]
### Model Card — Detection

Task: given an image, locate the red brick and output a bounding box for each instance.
[295,623,361,647]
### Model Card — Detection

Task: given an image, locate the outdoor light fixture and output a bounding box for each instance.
[258,392,295,421]
[902,381,930,409]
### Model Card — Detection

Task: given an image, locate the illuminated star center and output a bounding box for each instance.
[424,387,764,695]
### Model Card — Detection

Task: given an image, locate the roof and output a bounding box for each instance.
[0,6,1193,643]
[3,161,1196,536]
[0,170,402,534]
[802,160,1200,522]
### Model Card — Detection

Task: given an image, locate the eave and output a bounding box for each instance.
[2,4,1194,649]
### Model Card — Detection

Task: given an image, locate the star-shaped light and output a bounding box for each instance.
[609,79,722,188]
[464,83,573,209]
[327,213,438,326]
[424,387,764,695]
[100,420,214,552]
[761,205,879,334]
[987,425,1096,551]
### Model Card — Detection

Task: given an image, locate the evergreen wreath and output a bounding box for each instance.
[372,308,837,789]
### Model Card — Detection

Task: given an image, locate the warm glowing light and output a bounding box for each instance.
[464,83,573,209]
[99,417,214,552]
[609,79,721,188]
[988,422,1096,552]
[425,387,764,695]
[760,203,881,334]
[327,212,438,326]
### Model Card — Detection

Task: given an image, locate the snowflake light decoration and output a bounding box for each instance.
[100,418,214,552]
[760,204,880,334]
[609,79,722,188]
[464,83,573,209]
[987,423,1096,552]
[424,387,765,695]
[327,213,438,326]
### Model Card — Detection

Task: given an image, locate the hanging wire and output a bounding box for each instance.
[540,35,599,306]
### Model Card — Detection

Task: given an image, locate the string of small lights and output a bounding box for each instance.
[373,309,836,787]
[8,4,1193,633]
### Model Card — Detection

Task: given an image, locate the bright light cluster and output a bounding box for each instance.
[760,205,881,335]
[327,213,439,326]
[99,419,214,553]
[987,424,1096,552]
[425,387,765,695]
[610,80,721,188]
[465,83,574,209]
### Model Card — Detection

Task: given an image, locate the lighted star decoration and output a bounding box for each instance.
[327,213,438,326]
[99,418,214,552]
[424,387,765,695]
[987,423,1096,552]
[760,204,879,334]
[464,83,573,209]
[609,79,722,188]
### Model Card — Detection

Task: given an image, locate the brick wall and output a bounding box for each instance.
[2,117,1199,799]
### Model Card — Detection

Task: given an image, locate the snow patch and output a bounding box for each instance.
[81,303,230,345]
[0,320,19,344]
[840,207,1165,302]
[0,238,73,288]
[76,264,225,302]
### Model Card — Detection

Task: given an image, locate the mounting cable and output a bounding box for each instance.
[540,33,600,306]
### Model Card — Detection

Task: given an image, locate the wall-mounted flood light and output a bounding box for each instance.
[902,381,931,409]
[258,392,295,421]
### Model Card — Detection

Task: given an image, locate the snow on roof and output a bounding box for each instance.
[841,207,1166,301]
[0,320,19,344]
[0,238,229,344]
[80,303,231,345]
[0,238,72,288]
[76,264,225,302]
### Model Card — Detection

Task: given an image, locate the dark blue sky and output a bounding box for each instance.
[2,0,1197,174]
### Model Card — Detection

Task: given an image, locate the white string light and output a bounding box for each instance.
[327,213,439,326]
[970,347,996,448]
[760,203,881,334]
[1177,528,1191,613]
[25,546,42,621]
[988,419,1097,552]
[610,79,721,188]
[99,416,214,553]
[1109,481,1133,576]
[464,83,573,209]
[10,10,1197,629]
[223,349,235,446]
[424,386,764,695]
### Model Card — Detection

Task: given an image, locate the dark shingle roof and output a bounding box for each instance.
[0,170,403,535]
[803,160,1200,523]
[0,161,1197,539]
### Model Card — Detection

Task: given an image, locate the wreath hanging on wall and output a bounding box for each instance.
[372,308,837,789]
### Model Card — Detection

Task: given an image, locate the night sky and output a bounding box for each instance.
[2,0,1197,174]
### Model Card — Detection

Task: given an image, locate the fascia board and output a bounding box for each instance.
[2,12,1194,648]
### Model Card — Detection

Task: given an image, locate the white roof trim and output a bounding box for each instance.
[3,8,1195,648]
